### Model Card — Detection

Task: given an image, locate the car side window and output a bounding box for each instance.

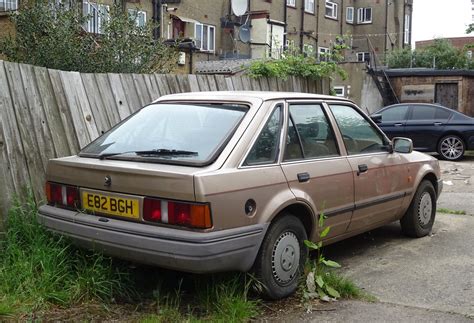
[330,104,387,155]
[284,104,339,161]
[434,107,452,120]
[381,106,409,122]
[244,105,282,166]
[411,105,436,120]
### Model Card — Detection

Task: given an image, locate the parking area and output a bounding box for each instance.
[277,155,474,322]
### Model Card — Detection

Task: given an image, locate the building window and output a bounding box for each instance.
[128,9,146,28]
[318,47,330,61]
[195,23,215,52]
[357,7,372,24]
[287,0,296,7]
[357,52,370,63]
[333,86,345,97]
[83,2,110,34]
[404,14,410,45]
[0,0,18,12]
[346,7,354,23]
[305,0,315,13]
[467,50,473,60]
[325,1,338,19]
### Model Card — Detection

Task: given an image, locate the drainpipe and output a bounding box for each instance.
[315,0,320,51]
[248,0,252,58]
[340,0,344,36]
[299,0,305,52]
[384,0,389,63]
[283,0,287,50]
[152,0,161,40]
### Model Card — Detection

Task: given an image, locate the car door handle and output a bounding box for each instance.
[434,122,443,126]
[297,172,310,183]
[357,164,368,176]
[394,123,403,127]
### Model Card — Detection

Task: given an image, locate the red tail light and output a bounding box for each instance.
[143,197,212,229]
[46,182,80,208]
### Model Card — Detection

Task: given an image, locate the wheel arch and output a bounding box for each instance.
[420,172,438,196]
[269,202,316,240]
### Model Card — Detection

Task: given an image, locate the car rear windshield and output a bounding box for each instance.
[79,103,248,166]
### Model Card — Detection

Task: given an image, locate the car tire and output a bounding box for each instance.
[253,214,308,300]
[400,180,436,238]
[437,135,465,161]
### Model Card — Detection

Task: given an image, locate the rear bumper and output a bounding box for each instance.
[37,205,268,273]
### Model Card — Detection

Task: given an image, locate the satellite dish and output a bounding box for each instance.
[231,0,247,16]
[239,22,251,44]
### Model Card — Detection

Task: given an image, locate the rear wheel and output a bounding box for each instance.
[253,214,308,300]
[437,135,465,161]
[400,180,436,238]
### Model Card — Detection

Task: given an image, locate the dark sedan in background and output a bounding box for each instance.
[371,103,474,161]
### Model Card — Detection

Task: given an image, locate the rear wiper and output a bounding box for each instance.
[98,149,198,160]
[135,149,198,156]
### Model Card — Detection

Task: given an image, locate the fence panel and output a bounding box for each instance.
[0,60,327,222]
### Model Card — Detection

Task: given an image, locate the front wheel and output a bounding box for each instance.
[437,135,465,161]
[253,215,308,300]
[400,180,436,238]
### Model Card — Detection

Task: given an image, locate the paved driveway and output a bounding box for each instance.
[275,156,474,322]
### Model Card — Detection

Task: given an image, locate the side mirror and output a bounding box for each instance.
[370,114,382,123]
[392,137,413,154]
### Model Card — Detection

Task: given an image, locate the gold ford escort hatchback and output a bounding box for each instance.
[38,92,443,299]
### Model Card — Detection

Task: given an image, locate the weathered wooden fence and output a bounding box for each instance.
[0,60,328,224]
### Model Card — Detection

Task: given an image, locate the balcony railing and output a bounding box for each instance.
[0,0,18,12]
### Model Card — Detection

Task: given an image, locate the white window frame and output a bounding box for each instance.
[195,23,216,53]
[0,0,18,11]
[333,86,345,97]
[357,7,372,24]
[318,47,330,61]
[128,9,147,28]
[286,0,296,7]
[357,52,370,62]
[346,7,354,24]
[305,0,315,14]
[325,1,338,19]
[83,2,109,34]
[404,14,410,45]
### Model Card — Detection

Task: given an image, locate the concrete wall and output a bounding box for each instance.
[333,62,383,113]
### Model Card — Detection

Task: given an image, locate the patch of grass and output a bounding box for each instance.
[321,270,376,302]
[194,274,260,321]
[437,208,467,215]
[141,274,260,322]
[0,194,260,322]
[0,194,135,315]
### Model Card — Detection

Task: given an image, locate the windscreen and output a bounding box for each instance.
[80,103,247,165]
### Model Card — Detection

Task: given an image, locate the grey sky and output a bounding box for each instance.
[412,0,472,46]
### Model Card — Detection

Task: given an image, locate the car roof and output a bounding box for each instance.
[378,103,471,118]
[155,91,353,103]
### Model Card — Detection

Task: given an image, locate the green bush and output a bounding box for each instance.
[247,38,349,81]
[0,1,178,73]
[387,39,473,70]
